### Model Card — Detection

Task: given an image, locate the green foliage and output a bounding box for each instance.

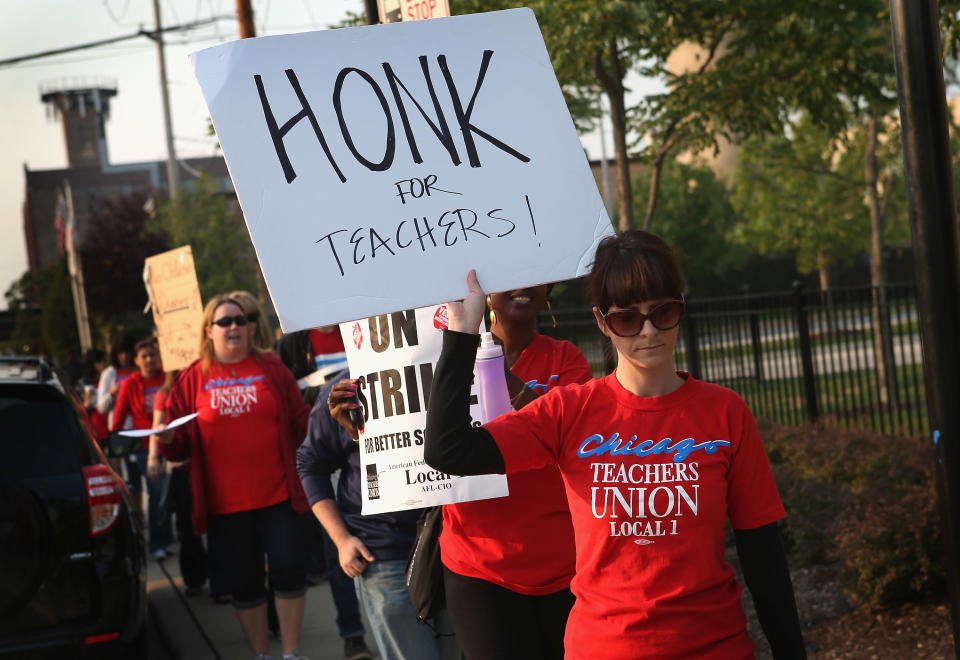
[764,420,945,606]
[153,173,259,301]
[732,113,910,277]
[330,10,366,29]
[632,160,751,294]
[3,262,79,358]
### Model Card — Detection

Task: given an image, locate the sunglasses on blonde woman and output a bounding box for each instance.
[601,300,685,337]
[211,314,256,328]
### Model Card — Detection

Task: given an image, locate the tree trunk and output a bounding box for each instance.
[595,41,632,233]
[817,250,838,339]
[643,161,663,231]
[817,251,832,292]
[863,113,898,408]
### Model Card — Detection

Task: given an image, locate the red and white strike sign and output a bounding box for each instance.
[400,0,450,21]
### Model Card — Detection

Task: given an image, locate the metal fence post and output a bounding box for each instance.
[749,312,764,382]
[682,316,702,380]
[793,283,819,422]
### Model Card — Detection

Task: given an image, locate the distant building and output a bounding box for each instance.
[22,83,232,274]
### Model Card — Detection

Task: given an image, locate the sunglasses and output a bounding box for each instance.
[211,313,257,328]
[601,300,685,337]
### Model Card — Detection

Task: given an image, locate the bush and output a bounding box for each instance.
[762,419,947,606]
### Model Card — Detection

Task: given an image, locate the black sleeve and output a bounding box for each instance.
[424,330,505,476]
[734,522,807,659]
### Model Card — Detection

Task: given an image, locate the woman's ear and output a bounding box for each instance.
[593,306,609,337]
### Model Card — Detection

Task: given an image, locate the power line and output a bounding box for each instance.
[0,15,233,69]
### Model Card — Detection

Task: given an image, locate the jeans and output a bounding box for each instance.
[354,559,444,660]
[126,449,173,552]
[321,525,365,640]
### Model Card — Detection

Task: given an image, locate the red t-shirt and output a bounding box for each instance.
[195,355,289,515]
[89,407,109,440]
[111,367,134,430]
[485,373,786,660]
[308,329,348,380]
[441,334,592,595]
[112,371,166,448]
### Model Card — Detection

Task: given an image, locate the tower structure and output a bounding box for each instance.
[40,82,117,169]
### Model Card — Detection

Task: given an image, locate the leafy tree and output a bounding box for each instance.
[734,112,911,404]
[3,263,78,358]
[80,191,170,332]
[633,160,751,295]
[153,172,259,301]
[452,0,661,232]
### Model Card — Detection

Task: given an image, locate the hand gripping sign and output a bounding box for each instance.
[191,9,613,331]
[340,305,508,514]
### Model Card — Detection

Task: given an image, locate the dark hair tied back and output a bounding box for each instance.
[588,230,684,313]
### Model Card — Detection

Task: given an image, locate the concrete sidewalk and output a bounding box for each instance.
[147,545,379,660]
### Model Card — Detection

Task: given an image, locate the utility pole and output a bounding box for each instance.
[235,0,256,38]
[63,180,93,352]
[889,0,960,655]
[150,0,180,198]
[366,0,381,24]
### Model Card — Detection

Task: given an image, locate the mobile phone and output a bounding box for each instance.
[346,393,364,433]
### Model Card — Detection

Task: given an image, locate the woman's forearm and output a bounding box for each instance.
[735,522,807,659]
[424,330,504,476]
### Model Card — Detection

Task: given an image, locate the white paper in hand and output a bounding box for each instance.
[117,412,200,438]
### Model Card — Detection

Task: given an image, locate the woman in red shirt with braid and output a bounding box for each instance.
[440,285,590,659]
[425,231,806,660]
[157,294,311,660]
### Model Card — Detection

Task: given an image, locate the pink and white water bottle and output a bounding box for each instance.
[475,332,514,423]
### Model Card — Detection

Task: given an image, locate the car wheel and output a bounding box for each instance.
[0,478,49,615]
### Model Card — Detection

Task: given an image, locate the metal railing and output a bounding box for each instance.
[538,282,928,437]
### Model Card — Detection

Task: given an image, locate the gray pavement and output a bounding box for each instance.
[147,544,380,660]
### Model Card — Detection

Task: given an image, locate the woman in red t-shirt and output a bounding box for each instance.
[425,231,806,660]
[440,285,591,659]
[157,295,311,660]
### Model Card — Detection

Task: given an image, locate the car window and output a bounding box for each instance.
[0,395,84,478]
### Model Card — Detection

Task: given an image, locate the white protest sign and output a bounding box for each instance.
[191,9,613,332]
[339,305,508,514]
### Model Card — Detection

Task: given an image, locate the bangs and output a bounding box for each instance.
[601,250,681,312]
[589,231,684,313]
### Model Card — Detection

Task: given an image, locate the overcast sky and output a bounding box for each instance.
[0,0,634,311]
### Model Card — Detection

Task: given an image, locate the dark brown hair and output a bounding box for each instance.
[108,332,136,367]
[134,338,158,355]
[588,230,684,313]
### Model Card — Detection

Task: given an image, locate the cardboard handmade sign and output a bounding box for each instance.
[339,305,509,514]
[191,8,613,331]
[143,246,203,371]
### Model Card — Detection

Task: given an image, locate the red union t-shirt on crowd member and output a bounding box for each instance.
[441,334,591,595]
[308,327,348,381]
[196,354,288,515]
[112,371,166,448]
[160,350,310,533]
[484,373,786,659]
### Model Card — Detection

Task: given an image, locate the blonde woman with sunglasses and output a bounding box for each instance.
[424,231,805,660]
[156,295,312,660]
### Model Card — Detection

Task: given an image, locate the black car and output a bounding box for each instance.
[0,357,148,659]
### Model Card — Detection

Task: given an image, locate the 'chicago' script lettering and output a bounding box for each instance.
[203,375,264,391]
[577,433,732,463]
